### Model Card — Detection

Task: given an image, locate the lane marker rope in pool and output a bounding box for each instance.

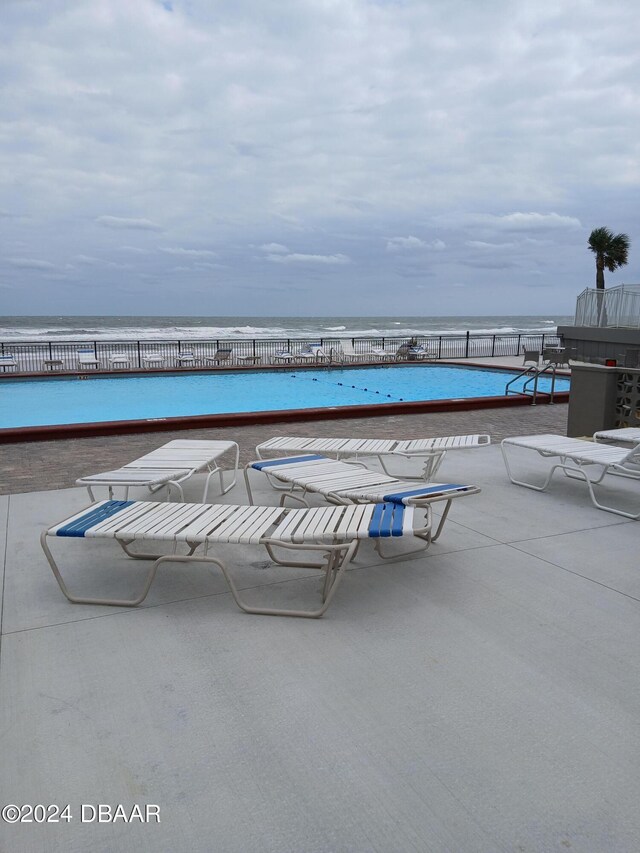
[287,373,404,402]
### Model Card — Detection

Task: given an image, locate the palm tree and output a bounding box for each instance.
[588,227,630,289]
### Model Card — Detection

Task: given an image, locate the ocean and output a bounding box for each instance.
[0,315,572,342]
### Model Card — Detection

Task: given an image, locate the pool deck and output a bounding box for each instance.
[3,371,640,851]
[2,436,639,852]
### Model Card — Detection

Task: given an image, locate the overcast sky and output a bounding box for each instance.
[1,0,639,317]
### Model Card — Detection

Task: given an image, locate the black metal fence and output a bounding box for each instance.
[0,332,563,374]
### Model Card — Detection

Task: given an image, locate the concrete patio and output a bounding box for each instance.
[1,430,639,851]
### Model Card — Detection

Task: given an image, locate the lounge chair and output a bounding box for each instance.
[371,345,397,362]
[76,439,239,502]
[594,428,640,446]
[142,352,165,368]
[501,433,640,518]
[272,348,297,364]
[408,344,437,360]
[255,433,491,480]
[108,352,131,369]
[245,455,480,547]
[77,349,101,369]
[0,354,18,371]
[337,339,369,362]
[296,343,330,363]
[41,498,433,617]
[204,348,233,366]
[175,350,196,366]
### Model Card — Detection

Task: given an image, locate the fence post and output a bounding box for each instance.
[465,331,470,358]
[491,334,495,357]
[137,340,141,368]
[517,333,521,356]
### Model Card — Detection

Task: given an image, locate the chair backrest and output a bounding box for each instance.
[215,348,232,359]
[0,354,16,362]
[523,349,540,365]
[338,339,357,355]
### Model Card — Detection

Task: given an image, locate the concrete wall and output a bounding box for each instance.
[558,326,640,366]
[566,364,620,436]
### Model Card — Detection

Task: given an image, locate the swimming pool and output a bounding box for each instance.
[1,365,569,430]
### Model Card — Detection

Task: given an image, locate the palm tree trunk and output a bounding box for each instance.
[596,255,607,325]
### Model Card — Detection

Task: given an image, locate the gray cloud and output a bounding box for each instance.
[1,0,638,315]
[7,257,56,270]
[95,216,163,231]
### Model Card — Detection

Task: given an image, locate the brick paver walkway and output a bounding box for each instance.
[0,403,568,495]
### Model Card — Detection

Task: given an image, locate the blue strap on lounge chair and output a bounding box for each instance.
[56,500,134,537]
[368,502,404,537]
[382,483,467,505]
[251,455,327,470]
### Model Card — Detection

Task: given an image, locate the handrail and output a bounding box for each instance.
[505,366,541,404]
[505,362,561,406]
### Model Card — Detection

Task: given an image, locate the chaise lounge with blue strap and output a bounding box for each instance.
[41,497,445,618]
[245,454,480,543]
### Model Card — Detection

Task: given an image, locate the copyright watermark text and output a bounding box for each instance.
[2,804,160,824]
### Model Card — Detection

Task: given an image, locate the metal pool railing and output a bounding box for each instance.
[0,332,563,374]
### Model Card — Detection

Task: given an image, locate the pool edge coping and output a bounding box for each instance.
[0,391,569,443]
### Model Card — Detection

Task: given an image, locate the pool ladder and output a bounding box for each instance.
[505,363,561,405]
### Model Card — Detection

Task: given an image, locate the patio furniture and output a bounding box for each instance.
[337,339,369,362]
[142,352,166,368]
[522,349,540,367]
[108,353,131,369]
[76,349,101,369]
[0,354,18,371]
[501,434,640,519]
[42,358,64,371]
[255,433,491,481]
[204,348,233,366]
[371,345,397,361]
[594,428,640,446]
[542,347,569,368]
[41,498,432,617]
[272,348,297,364]
[175,350,196,366]
[296,343,330,363]
[76,439,240,502]
[245,455,480,546]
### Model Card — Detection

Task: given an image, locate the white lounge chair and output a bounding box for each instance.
[108,352,131,369]
[256,433,491,481]
[337,339,369,362]
[0,354,18,371]
[77,349,101,369]
[594,428,640,446]
[272,348,297,364]
[501,433,640,518]
[371,345,397,362]
[76,439,239,502]
[142,352,165,368]
[175,350,196,366]
[296,343,330,363]
[41,498,432,617]
[245,455,480,547]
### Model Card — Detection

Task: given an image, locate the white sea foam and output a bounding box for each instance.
[0,315,572,343]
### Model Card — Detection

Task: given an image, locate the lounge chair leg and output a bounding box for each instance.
[41,532,163,606]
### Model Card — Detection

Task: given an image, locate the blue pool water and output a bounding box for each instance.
[0,366,570,429]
